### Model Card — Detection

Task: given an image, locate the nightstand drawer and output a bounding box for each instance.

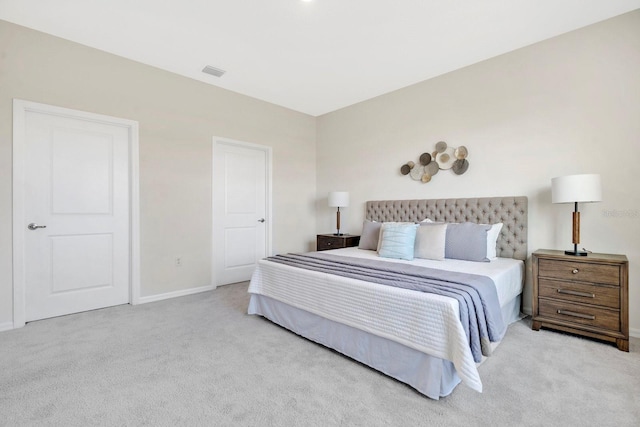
[539,279,619,309]
[538,299,620,331]
[538,259,620,285]
[316,234,360,251]
[317,236,340,251]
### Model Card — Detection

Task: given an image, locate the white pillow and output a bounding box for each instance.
[414,223,447,261]
[486,223,503,260]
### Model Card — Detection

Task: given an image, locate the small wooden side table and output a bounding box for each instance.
[316,234,360,251]
[531,249,629,351]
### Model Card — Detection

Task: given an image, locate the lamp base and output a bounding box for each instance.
[564,249,588,256]
[333,233,345,236]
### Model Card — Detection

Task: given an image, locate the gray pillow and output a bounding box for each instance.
[358,220,382,250]
[445,222,492,262]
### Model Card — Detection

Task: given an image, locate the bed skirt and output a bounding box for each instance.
[248,293,521,400]
[249,293,461,399]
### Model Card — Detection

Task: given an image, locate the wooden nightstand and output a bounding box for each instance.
[532,249,629,351]
[316,234,360,251]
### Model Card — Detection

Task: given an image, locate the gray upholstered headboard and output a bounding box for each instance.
[365,196,528,261]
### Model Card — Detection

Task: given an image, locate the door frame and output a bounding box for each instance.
[212,136,272,286]
[12,99,141,328]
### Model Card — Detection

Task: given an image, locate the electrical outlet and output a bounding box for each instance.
[175,257,182,267]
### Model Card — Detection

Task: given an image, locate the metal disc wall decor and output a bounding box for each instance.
[399,141,470,184]
[454,146,468,160]
[409,165,425,181]
[452,159,469,175]
[425,161,439,176]
[435,147,455,170]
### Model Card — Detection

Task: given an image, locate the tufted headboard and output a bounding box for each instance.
[365,196,528,261]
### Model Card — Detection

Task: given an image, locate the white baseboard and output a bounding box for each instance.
[0,321,15,332]
[136,284,216,305]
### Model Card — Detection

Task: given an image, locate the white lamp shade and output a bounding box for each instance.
[328,191,349,208]
[551,174,602,204]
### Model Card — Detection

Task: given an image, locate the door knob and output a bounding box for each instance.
[27,223,47,230]
[258,218,265,223]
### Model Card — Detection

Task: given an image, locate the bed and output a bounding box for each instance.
[247,196,528,399]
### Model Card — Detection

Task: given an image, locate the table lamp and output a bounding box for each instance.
[328,191,349,236]
[551,174,601,256]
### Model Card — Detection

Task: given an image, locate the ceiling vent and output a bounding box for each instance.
[202,65,226,77]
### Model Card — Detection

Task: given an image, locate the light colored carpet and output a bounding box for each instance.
[1,281,638,426]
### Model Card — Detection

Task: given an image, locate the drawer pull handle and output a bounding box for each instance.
[572,269,579,274]
[557,289,595,298]
[557,309,595,320]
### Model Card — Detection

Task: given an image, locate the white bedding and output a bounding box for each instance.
[331,247,524,306]
[247,247,524,393]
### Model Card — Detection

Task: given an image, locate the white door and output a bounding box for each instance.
[213,139,270,286]
[22,108,131,322]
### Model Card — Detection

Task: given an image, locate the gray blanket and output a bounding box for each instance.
[265,252,506,362]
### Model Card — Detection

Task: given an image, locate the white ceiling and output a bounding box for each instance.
[1,0,639,116]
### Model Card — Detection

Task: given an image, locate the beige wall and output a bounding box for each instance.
[317,11,640,334]
[0,20,317,327]
[2,11,639,335]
